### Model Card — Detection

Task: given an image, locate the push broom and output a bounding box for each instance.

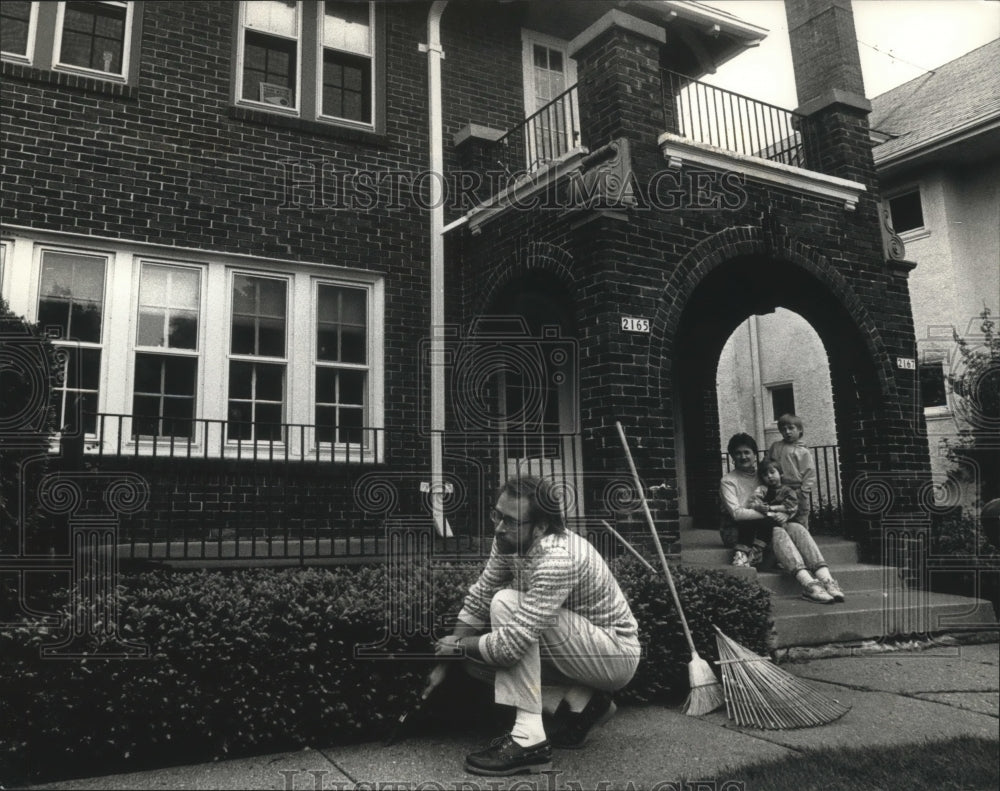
[614,421,725,716]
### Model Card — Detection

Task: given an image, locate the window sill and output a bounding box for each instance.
[229,105,387,145]
[924,406,952,420]
[1,60,136,99]
[900,228,931,243]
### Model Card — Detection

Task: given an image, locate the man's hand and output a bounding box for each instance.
[422,662,449,699]
[434,634,464,657]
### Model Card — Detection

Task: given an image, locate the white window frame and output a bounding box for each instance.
[5,231,386,463]
[127,259,206,449]
[0,0,39,64]
[310,276,377,458]
[236,0,303,114]
[31,244,114,440]
[315,1,375,128]
[225,269,292,448]
[52,0,134,82]
[520,29,580,171]
[235,1,378,130]
[766,381,795,424]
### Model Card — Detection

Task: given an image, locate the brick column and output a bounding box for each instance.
[568,10,667,150]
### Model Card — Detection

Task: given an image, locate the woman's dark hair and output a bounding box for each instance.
[757,459,782,484]
[499,475,566,535]
[727,432,758,458]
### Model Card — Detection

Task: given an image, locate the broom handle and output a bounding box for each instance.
[614,421,699,656]
[600,519,658,575]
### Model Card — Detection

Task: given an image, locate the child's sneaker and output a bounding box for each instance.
[820,577,845,602]
[801,580,834,604]
[731,550,750,567]
[749,541,766,567]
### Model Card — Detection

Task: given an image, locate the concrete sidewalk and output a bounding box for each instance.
[15,641,999,791]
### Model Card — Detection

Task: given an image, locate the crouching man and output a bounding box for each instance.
[432,475,641,776]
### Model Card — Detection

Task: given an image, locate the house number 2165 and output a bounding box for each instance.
[621,317,650,333]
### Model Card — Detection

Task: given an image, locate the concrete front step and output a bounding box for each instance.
[678,528,997,648]
[769,589,999,648]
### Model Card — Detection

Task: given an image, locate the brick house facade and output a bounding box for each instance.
[1,0,932,564]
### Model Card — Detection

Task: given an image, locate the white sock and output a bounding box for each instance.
[564,685,593,714]
[795,569,815,586]
[814,567,832,582]
[511,709,546,747]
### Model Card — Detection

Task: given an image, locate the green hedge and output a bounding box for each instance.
[1,558,770,783]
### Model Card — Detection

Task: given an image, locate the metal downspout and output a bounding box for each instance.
[425,1,449,536]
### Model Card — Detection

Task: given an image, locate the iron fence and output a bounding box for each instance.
[662,69,818,168]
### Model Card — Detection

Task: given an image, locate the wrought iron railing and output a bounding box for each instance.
[721,445,842,528]
[663,70,817,168]
[92,413,382,464]
[494,84,582,176]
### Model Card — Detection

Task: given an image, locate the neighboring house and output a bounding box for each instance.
[871,38,1000,503]
[0,0,934,563]
[717,38,1000,509]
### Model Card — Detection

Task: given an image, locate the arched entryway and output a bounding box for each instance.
[668,253,888,537]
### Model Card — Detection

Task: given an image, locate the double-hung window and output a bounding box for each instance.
[36,250,107,435]
[315,283,367,447]
[132,263,201,439]
[2,1,137,82]
[236,1,379,130]
[228,274,288,443]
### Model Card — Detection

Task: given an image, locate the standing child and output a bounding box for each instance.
[767,414,816,529]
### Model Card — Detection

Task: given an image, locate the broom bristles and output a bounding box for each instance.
[682,652,725,715]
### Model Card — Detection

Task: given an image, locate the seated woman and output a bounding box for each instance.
[719,433,845,604]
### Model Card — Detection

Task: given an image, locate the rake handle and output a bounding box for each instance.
[614,421,699,656]
[600,519,658,575]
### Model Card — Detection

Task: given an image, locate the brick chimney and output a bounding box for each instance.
[784,0,877,191]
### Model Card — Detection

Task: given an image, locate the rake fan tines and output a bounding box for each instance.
[714,627,851,730]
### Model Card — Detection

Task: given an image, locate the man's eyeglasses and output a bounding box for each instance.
[489,508,531,528]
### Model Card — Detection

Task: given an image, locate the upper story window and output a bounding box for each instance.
[236,1,380,130]
[888,189,924,234]
[1,1,137,82]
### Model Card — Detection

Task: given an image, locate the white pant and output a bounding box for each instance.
[469,589,641,714]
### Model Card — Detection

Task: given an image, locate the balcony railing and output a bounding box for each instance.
[495,84,582,176]
[663,70,817,168]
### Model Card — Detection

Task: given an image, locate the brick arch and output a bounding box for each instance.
[647,225,900,413]
[471,240,578,319]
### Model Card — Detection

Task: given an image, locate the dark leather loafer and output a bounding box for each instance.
[549,692,616,749]
[464,733,553,776]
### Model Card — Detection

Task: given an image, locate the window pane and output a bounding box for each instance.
[227,403,252,439]
[133,354,162,393]
[322,50,370,121]
[889,191,923,233]
[60,1,126,73]
[132,396,161,436]
[168,313,198,350]
[770,386,795,421]
[171,269,200,308]
[340,407,363,443]
[255,403,283,437]
[341,325,365,363]
[70,300,102,343]
[137,309,165,347]
[340,370,365,404]
[229,361,253,399]
[315,405,336,442]
[255,363,284,401]
[259,279,286,317]
[316,326,339,362]
[257,318,285,356]
[316,366,337,398]
[39,253,105,341]
[141,265,169,305]
[37,300,70,336]
[341,288,366,324]
[245,0,298,37]
[324,1,370,54]
[243,31,296,103]
[231,315,255,354]
[1,1,31,55]
[164,357,197,397]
